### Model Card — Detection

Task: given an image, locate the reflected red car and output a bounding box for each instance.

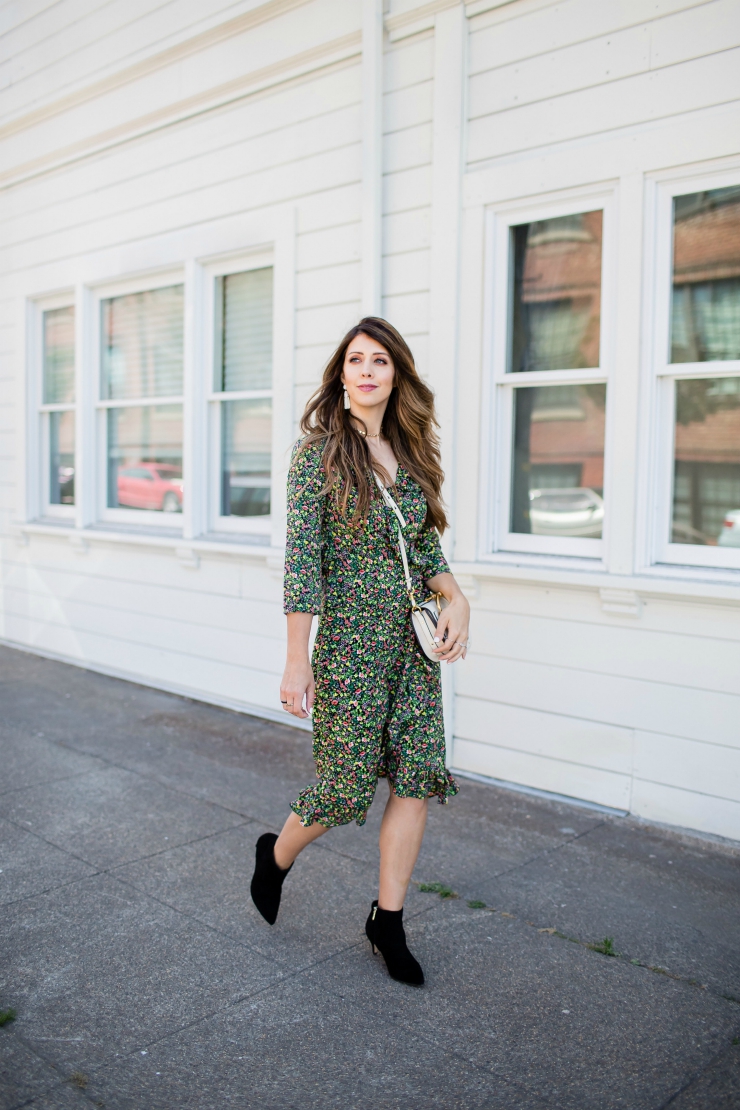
[117,463,183,512]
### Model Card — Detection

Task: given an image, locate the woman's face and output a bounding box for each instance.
[341,332,395,414]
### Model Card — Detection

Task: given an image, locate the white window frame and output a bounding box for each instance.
[203,250,274,538]
[647,163,740,572]
[22,209,295,548]
[482,187,616,561]
[93,268,186,529]
[33,292,76,521]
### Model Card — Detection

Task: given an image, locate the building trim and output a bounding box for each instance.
[0,0,316,142]
[0,33,362,191]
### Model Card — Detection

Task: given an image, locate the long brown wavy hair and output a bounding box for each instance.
[298,317,448,532]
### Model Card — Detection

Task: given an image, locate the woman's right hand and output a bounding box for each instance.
[280,659,315,719]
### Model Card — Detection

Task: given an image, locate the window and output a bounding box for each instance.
[39,304,75,516]
[488,201,611,558]
[654,181,740,568]
[209,264,273,533]
[98,282,184,522]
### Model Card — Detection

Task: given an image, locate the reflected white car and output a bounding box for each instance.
[529,487,604,538]
[718,510,740,547]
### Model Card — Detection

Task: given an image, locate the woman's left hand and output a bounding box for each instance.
[431,594,470,664]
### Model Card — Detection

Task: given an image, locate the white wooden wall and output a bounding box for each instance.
[1,0,739,839]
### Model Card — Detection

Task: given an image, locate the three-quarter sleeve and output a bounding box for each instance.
[413,524,450,582]
[283,440,326,614]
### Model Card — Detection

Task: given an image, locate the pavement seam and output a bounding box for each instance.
[656,1038,740,1109]
[0,762,111,799]
[484,819,607,883]
[60,902,555,1110]
[2,1028,94,1110]
[25,733,276,827]
[417,889,740,1012]
[0,816,256,908]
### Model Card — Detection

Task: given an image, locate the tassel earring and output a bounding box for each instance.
[343,386,350,410]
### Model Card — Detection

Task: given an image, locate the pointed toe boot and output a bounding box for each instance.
[250,832,292,925]
[365,900,424,986]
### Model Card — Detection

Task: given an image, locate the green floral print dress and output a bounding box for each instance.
[284,439,459,828]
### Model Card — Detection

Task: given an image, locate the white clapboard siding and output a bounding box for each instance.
[4,95,363,247]
[296,261,362,310]
[457,652,740,748]
[295,302,362,347]
[383,80,433,134]
[634,731,740,803]
[2,585,287,676]
[468,0,717,71]
[297,221,362,271]
[0,0,249,108]
[4,61,363,220]
[382,249,430,298]
[470,577,740,643]
[467,47,740,164]
[3,560,287,639]
[2,0,360,135]
[453,719,634,812]
[380,290,430,337]
[630,781,740,841]
[469,0,740,104]
[384,31,434,92]
[383,123,433,175]
[294,343,335,386]
[1,610,283,712]
[466,608,740,695]
[382,208,431,255]
[383,164,433,214]
[2,144,363,277]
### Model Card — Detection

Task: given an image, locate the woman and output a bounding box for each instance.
[250,317,470,986]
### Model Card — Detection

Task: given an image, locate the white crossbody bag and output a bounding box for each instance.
[376,476,448,663]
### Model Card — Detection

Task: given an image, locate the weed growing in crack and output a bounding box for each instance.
[417,882,458,899]
[467,900,487,909]
[0,1009,16,1027]
[588,936,618,957]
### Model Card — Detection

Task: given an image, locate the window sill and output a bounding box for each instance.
[11,521,281,565]
[451,556,740,607]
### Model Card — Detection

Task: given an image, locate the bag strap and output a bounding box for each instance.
[375,475,417,607]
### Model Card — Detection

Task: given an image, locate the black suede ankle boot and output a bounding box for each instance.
[250,832,292,925]
[365,900,424,986]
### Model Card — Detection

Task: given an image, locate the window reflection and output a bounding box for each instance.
[107,405,183,513]
[43,307,75,404]
[101,286,184,400]
[215,269,273,391]
[672,377,740,546]
[221,399,271,517]
[511,384,606,537]
[510,211,602,373]
[49,411,75,505]
[671,187,740,363]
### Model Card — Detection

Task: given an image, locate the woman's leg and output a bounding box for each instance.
[274,811,328,869]
[378,787,428,911]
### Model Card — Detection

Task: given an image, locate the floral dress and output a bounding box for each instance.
[283,439,459,828]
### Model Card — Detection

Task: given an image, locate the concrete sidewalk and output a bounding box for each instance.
[1,643,739,1110]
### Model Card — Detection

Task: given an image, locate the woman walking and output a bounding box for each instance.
[250,317,470,986]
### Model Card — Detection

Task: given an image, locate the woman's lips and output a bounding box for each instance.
[358,384,377,392]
